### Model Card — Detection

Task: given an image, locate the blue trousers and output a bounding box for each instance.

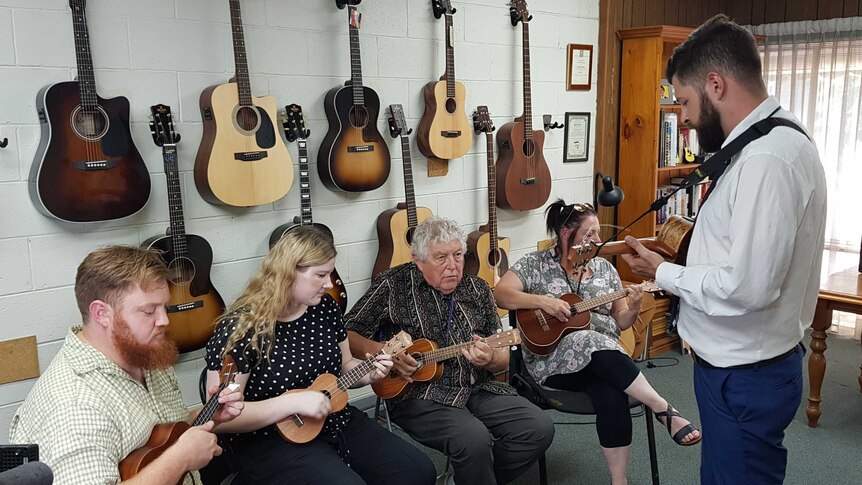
[693,346,803,485]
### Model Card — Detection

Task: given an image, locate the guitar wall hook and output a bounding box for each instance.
[0,138,8,148]
[543,115,563,131]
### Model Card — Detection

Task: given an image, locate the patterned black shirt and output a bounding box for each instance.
[344,263,516,408]
[205,295,350,444]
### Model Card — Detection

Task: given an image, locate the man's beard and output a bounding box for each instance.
[694,91,726,153]
[112,316,178,370]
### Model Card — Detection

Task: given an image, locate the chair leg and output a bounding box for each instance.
[374,396,393,433]
[381,398,392,433]
[538,452,548,485]
[644,407,660,485]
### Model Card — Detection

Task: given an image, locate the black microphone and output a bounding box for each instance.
[0,461,53,485]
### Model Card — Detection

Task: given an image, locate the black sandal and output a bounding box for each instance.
[655,404,702,446]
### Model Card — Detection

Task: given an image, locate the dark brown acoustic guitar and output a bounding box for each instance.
[119,357,237,483]
[143,105,225,354]
[495,0,551,211]
[317,0,391,192]
[269,104,348,313]
[29,0,150,223]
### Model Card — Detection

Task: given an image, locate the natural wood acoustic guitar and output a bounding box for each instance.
[465,106,511,316]
[495,0,551,211]
[194,0,293,207]
[275,331,412,444]
[372,329,521,400]
[372,104,434,279]
[143,105,225,353]
[417,0,472,161]
[119,357,238,483]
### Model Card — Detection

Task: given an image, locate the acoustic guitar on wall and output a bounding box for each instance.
[417,0,472,161]
[317,0,391,192]
[143,104,225,354]
[269,104,348,313]
[29,0,150,223]
[194,0,293,207]
[495,0,551,211]
[372,104,434,279]
[465,106,510,317]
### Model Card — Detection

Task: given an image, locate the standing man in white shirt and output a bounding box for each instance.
[622,14,827,485]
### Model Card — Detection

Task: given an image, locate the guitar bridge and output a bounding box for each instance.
[167,300,203,313]
[234,151,268,161]
[440,130,461,138]
[347,145,374,153]
[519,177,537,185]
[73,160,117,171]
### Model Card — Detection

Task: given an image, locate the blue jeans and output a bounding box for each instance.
[693,345,803,485]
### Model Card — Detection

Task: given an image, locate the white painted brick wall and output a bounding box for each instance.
[0,0,599,443]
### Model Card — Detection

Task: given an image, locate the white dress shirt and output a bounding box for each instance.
[655,96,827,367]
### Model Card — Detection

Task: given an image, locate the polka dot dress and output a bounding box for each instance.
[205,295,350,444]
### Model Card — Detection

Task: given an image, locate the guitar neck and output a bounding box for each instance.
[162,145,188,259]
[444,14,455,98]
[69,2,98,111]
[336,349,385,390]
[521,22,533,139]
[296,139,314,225]
[228,0,253,107]
[485,133,498,253]
[401,135,418,228]
[570,288,629,314]
[347,6,365,107]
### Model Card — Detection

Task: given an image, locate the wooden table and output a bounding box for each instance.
[806,265,862,427]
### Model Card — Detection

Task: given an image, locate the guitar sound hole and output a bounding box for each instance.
[445,98,457,114]
[521,139,536,157]
[349,106,369,129]
[487,249,499,267]
[168,257,196,286]
[235,106,260,132]
[405,226,416,246]
[70,105,109,140]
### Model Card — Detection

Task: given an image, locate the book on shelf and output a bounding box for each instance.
[659,79,675,104]
[656,176,710,224]
[659,112,678,167]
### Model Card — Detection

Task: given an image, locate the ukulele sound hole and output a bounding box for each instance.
[521,139,536,157]
[70,105,109,140]
[321,390,332,400]
[349,106,369,129]
[445,98,457,114]
[233,106,261,134]
[168,257,196,286]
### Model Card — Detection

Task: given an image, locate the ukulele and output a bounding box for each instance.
[29,0,150,223]
[372,329,521,400]
[269,104,348,313]
[276,331,412,444]
[465,106,511,317]
[143,105,225,353]
[417,0,472,161]
[119,357,238,483]
[372,104,434,279]
[515,282,662,355]
[317,0,391,192]
[194,0,294,207]
[495,0,551,211]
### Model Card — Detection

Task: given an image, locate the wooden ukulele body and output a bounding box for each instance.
[495,119,551,211]
[119,421,190,484]
[515,293,591,355]
[417,80,472,160]
[276,373,347,444]
[371,339,444,399]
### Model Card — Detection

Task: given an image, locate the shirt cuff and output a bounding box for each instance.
[655,262,683,294]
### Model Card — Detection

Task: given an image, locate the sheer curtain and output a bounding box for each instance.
[752,19,862,339]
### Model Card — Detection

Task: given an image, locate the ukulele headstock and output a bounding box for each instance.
[432,0,456,19]
[281,104,310,143]
[381,331,413,356]
[387,104,412,138]
[148,104,180,146]
[509,0,532,26]
[486,328,522,347]
[219,355,239,390]
[472,105,495,135]
[564,240,600,274]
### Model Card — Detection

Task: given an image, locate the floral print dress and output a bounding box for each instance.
[508,247,626,386]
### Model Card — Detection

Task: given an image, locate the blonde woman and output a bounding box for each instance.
[205,226,435,484]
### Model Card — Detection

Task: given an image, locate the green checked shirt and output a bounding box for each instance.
[9,327,198,485]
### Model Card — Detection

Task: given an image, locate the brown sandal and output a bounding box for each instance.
[655,404,702,446]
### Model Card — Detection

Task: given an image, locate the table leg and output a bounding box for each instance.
[806,299,831,427]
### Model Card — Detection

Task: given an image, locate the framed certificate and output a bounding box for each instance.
[563,112,590,163]
[566,44,593,91]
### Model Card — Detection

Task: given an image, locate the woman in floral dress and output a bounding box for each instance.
[495,199,700,485]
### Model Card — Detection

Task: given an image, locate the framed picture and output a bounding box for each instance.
[566,44,593,91]
[563,112,590,163]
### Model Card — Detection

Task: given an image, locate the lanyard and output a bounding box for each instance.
[443,293,456,344]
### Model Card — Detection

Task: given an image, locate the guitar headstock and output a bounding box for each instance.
[335,0,361,10]
[509,0,532,26]
[472,105,495,135]
[382,331,413,356]
[148,104,181,147]
[387,104,412,138]
[69,0,86,11]
[432,0,456,19]
[485,328,522,348]
[281,104,310,143]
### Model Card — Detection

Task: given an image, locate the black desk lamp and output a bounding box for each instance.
[594,171,625,208]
